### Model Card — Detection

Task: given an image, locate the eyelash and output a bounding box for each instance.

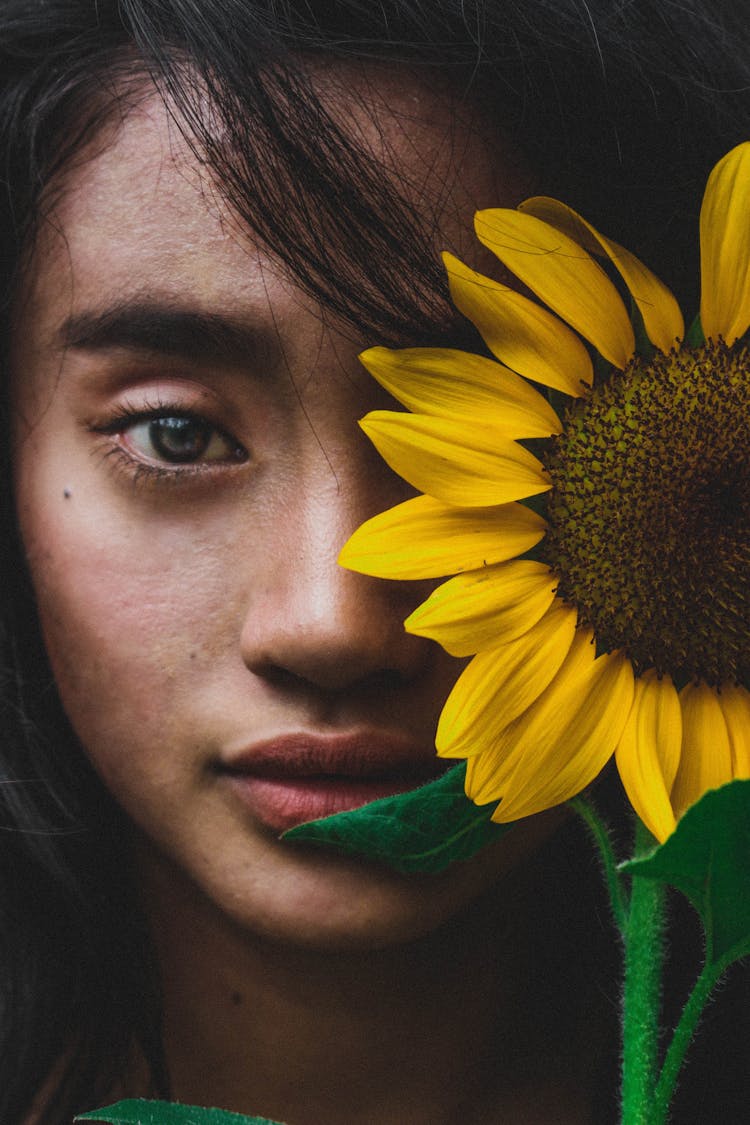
[91,399,248,487]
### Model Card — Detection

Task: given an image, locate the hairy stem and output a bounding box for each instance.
[569,794,629,934]
[651,955,729,1123]
[620,819,666,1124]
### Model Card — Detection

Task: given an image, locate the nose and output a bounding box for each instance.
[239,468,436,695]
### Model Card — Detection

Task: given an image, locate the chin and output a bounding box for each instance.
[148,809,564,954]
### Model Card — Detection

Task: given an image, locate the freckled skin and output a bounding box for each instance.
[11,77,551,952]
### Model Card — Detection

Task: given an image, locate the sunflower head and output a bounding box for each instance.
[341,142,750,844]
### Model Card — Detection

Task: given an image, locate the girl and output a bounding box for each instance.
[1,2,748,1121]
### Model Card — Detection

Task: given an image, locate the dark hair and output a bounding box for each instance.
[0,2,748,1122]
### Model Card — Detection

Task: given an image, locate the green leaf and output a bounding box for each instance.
[75,1099,285,1124]
[282,763,514,873]
[621,780,750,965]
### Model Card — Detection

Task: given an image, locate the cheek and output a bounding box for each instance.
[16,471,241,797]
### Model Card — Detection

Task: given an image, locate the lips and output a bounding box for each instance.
[218,731,444,833]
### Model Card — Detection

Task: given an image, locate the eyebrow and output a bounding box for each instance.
[60,300,273,367]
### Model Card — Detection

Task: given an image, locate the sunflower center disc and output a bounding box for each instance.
[543,340,750,687]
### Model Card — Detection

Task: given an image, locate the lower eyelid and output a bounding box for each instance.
[92,433,249,493]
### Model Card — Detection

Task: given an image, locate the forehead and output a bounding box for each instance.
[15,65,529,365]
[28,96,258,321]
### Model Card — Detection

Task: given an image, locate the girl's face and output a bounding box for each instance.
[11,74,555,948]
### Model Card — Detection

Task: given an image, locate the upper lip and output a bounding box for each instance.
[219,731,444,781]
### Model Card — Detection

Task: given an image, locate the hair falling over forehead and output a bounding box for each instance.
[0,2,749,1123]
[2,0,749,336]
[158,62,459,345]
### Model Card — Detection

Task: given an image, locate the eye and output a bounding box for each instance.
[123,413,245,465]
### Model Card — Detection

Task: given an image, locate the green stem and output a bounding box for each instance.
[569,795,629,934]
[651,956,728,1123]
[620,819,667,1125]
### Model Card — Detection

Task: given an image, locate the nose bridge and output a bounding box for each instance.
[239,448,427,687]
[287,471,364,616]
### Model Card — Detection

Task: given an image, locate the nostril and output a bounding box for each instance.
[250,660,416,697]
[248,663,314,693]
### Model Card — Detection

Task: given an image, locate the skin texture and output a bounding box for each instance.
[12,69,594,1123]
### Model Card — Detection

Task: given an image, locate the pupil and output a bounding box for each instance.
[150,417,209,462]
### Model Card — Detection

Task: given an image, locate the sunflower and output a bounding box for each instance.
[339,142,750,844]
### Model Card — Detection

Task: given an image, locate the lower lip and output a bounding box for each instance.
[224,774,426,834]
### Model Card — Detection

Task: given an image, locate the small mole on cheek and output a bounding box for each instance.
[231,991,243,1006]
[63,489,72,499]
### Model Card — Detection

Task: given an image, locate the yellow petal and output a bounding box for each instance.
[338,495,546,579]
[358,346,562,437]
[436,599,577,756]
[671,682,733,819]
[719,683,750,777]
[520,197,684,353]
[443,252,592,396]
[405,559,558,656]
[700,142,750,344]
[465,628,596,805]
[487,649,633,822]
[466,629,600,804]
[614,671,681,843]
[360,411,550,507]
[465,633,633,819]
[474,208,635,368]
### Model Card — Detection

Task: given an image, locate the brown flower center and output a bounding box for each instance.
[543,339,750,687]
